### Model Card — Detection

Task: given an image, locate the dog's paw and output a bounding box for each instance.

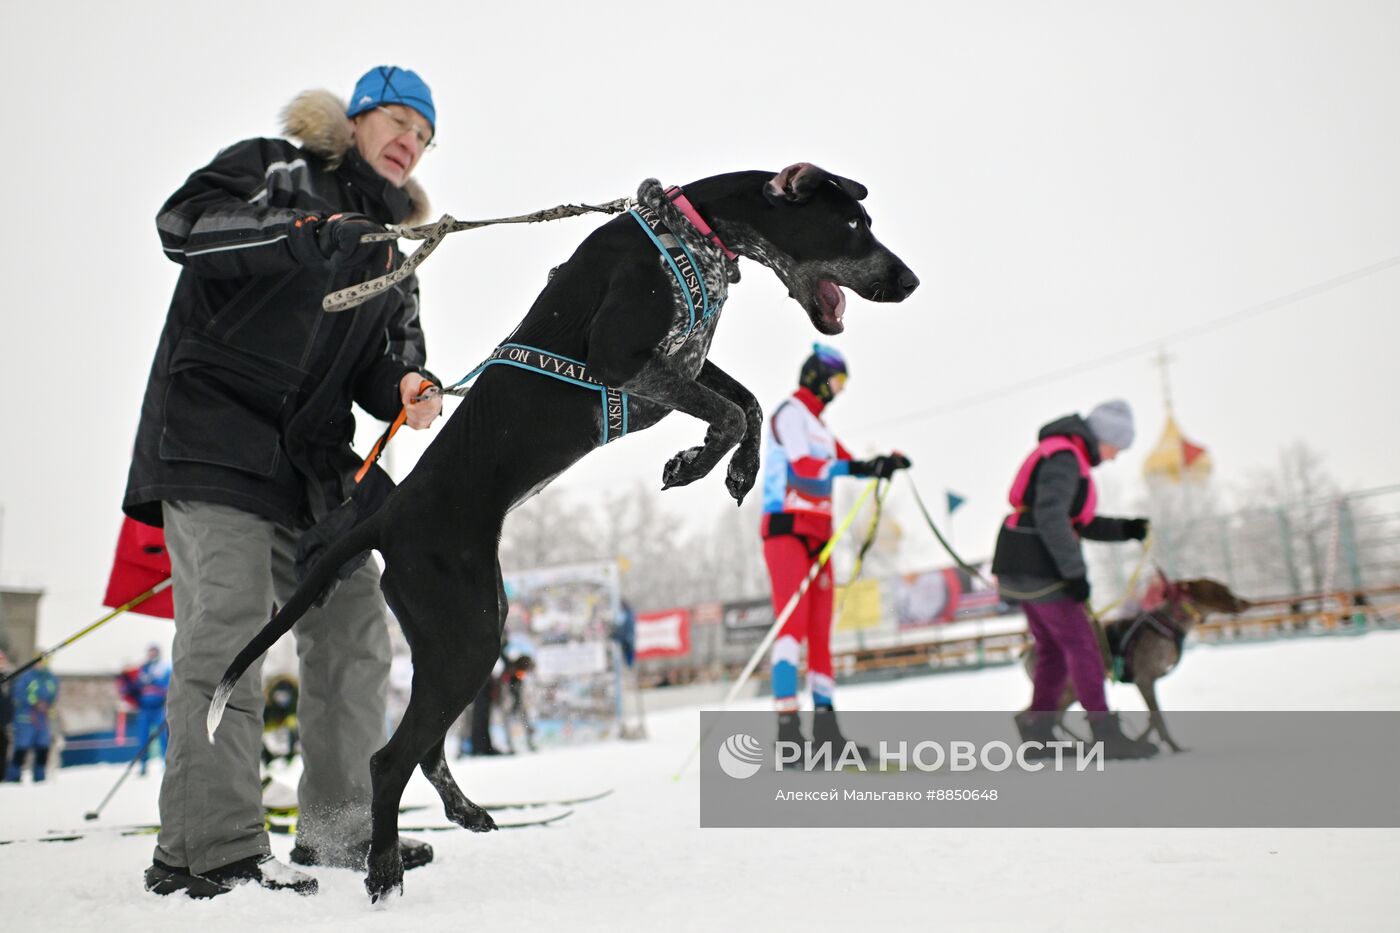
[365,847,405,904]
[449,800,498,833]
[724,445,760,504]
[366,876,403,905]
[661,446,707,489]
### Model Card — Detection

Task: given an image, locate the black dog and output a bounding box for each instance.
[208,163,917,901]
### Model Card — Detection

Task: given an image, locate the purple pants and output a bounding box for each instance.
[1025,597,1107,713]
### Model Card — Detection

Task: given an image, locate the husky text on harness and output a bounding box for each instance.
[443,343,628,445]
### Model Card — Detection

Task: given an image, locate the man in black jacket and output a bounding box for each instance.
[124,66,444,898]
[992,399,1157,759]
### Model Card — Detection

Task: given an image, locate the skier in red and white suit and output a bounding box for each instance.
[759,345,909,749]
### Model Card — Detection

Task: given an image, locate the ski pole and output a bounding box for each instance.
[84,720,168,821]
[832,477,891,628]
[1,578,173,687]
[672,478,881,780]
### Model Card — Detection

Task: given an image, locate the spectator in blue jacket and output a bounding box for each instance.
[131,645,172,776]
[612,601,637,668]
[5,659,59,783]
[0,648,14,778]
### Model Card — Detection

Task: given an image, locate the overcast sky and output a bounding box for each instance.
[2,0,1397,671]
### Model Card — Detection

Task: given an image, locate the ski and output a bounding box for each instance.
[265,808,574,833]
[478,788,614,810]
[2,790,609,845]
[410,808,574,831]
[263,802,429,818]
[0,825,161,845]
[2,806,576,846]
[263,788,612,817]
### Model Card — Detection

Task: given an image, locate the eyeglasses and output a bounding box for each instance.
[375,106,436,152]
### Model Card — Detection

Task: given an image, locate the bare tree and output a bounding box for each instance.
[1237,441,1340,595]
[600,482,696,610]
[499,487,603,572]
[1134,477,1229,583]
[690,496,768,603]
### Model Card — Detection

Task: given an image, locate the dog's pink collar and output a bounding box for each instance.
[665,186,738,261]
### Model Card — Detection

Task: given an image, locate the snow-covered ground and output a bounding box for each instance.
[3,628,1398,933]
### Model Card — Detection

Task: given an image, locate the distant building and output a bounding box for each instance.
[1143,349,1212,486]
[0,586,43,660]
[1143,412,1212,484]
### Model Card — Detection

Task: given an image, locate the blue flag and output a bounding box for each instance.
[946,491,966,515]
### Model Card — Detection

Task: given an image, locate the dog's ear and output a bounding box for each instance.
[764,163,870,205]
[829,173,869,202]
[1140,566,1170,610]
[765,163,825,204]
[1142,576,1167,611]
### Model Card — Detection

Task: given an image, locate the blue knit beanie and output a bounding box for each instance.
[346,65,436,131]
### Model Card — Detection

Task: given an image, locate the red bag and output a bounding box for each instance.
[102,517,174,619]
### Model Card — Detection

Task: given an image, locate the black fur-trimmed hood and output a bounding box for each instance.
[281,89,430,226]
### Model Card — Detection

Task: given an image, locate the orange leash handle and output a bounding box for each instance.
[353,379,434,484]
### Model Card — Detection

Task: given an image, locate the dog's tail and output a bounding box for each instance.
[206,513,383,744]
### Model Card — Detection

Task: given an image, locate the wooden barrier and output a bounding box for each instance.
[641,584,1400,689]
[1194,585,1400,642]
[841,584,1400,678]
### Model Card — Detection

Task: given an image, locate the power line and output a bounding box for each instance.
[865,253,1400,431]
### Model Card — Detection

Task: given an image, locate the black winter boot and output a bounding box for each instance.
[204,854,319,894]
[1089,713,1160,760]
[812,708,872,767]
[146,855,318,898]
[776,712,808,769]
[144,860,234,899]
[1014,711,1061,760]
[776,711,806,745]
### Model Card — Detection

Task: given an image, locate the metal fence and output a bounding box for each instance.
[633,484,1400,684]
[1089,484,1400,603]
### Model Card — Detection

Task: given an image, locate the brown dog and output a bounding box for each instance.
[1023,575,1251,752]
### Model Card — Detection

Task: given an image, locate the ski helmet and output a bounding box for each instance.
[799,343,849,403]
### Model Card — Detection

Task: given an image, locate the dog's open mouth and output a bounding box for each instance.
[816,279,846,333]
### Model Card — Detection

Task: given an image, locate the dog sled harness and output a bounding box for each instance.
[435,184,734,445]
[1103,610,1187,683]
[629,187,733,356]
[441,344,629,445]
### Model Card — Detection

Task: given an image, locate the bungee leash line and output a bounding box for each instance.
[322,199,631,313]
[905,475,1065,601]
[903,473,1153,611]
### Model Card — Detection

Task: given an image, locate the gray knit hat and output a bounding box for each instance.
[1086,399,1135,451]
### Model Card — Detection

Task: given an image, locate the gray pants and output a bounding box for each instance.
[157,500,390,874]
